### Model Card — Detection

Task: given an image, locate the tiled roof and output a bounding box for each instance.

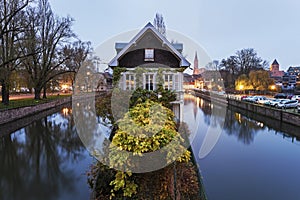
[108,22,190,67]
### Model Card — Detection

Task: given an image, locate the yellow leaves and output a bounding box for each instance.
[108,100,192,198]
[176,150,191,163]
[109,171,137,198]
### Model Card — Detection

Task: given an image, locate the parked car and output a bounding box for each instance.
[241,95,248,100]
[287,94,294,99]
[274,93,287,99]
[291,95,300,102]
[276,100,298,109]
[257,97,272,105]
[242,96,255,102]
[254,96,267,104]
[242,96,266,103]
[269,99,287,107]
[263,98,274,106]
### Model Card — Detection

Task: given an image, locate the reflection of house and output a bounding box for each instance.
[96,72,112,91]
[108,22,190,121]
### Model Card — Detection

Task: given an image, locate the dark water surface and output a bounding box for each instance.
[184,94,300,200]
[0,106,93,200]
[2,95,300,200]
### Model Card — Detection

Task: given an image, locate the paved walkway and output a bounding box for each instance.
[0,92,71,101]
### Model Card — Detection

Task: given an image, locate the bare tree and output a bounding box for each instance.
[0,0,30,105]
[221,48,268,77]
[20,0,75,99]
[206,60,221,71]
[153,13,166,37]
[60,40,92,90]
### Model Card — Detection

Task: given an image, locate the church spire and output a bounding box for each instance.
[193,51,199,75]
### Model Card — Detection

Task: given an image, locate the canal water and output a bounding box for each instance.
[0,105,93,200]
[184,94,300,200]
[2,95,300,200]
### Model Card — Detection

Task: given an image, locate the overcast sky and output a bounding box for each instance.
[49,0,300,71]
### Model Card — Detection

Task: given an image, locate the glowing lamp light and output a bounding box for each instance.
[239,85,244,90]
[62,108,69,116]
[61,84,68,90]
[270,85,276,90]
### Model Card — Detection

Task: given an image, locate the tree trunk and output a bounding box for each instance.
[1,81,10,105]
[42,84,47,99]
[34,87,41,100]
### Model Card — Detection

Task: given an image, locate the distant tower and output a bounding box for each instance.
[193,51,200,75]
[270,59,279,72]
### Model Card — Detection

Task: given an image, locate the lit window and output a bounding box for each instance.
[164,74,173,90]
[125,74,135,90]
[145,49,154,61]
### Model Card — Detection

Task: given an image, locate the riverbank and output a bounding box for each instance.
[0,96,71,125]
[192,89,300,127]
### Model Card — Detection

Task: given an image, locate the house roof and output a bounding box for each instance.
[115,42,183,54]
[272,59,279,65]
[287,66,300,72]
[115,43,128,53]
[103,72,112,79]
[108,22,190,67]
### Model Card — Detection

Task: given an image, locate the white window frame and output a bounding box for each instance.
[144,48,154,61]
[164,74,174,90]
[125,73,135,90]
[144,73,155,91]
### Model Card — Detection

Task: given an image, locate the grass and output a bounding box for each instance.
[0,94,71,110]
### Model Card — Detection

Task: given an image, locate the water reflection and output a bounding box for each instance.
[227,105,300,144]
[72,97,112,158]
[185,94,300,200]
[222,111,259,144]
[0,107,90,200]
[184,94,227,158]
[186,94,300,145]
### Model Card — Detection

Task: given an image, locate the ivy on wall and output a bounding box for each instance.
[113,66,180,89]
[112,67,127,86]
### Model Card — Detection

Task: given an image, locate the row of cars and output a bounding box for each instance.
[242,94,300,111]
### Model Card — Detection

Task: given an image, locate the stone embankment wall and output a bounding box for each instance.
[228,98,300,126]
[192,89,300,127]
[0,97,71,125]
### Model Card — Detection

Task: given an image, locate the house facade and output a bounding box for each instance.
[108,22,190,121]
[96,72,112,91]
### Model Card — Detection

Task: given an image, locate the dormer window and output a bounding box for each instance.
[144,48,154,61]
